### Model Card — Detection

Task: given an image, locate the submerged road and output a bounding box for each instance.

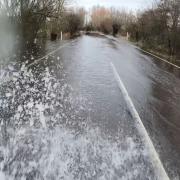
[0,35,180,179]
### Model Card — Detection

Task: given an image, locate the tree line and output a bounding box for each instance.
[0,0,85,45]
[86,6,135,36]
[1,0,180,62]
[87,0,180,63]
[131,0,180,61]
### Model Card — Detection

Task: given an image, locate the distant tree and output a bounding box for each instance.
[76,7,86,29]
[159,0,180,56]
[90,6,136,35]
[124,0,180,61]
[91,6,111,31]
[66,13,81,35]
[112,23,120,36]
[85,23,94,31]
[100,18,113,34]
[111,8,136,33]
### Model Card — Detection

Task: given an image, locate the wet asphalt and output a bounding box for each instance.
[0,35,180,179]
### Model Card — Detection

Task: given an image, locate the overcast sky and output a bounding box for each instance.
[75,0,153,10]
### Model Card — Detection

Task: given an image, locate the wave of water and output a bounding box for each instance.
[0,61,173,180]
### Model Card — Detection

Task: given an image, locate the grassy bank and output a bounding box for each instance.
[131,40,180,67]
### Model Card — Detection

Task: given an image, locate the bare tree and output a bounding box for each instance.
[0,0,70,44]
[124,0,180,62]
[91,6,111,31]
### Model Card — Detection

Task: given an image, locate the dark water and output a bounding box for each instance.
[0,35,180,179]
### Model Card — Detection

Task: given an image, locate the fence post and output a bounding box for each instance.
[61,31,63,41]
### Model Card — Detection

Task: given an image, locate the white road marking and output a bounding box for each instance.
[116,37,180,69]
[104,34,180,69]
[27,40,74,68]
[137,47,180,69]
[110,62,170,180]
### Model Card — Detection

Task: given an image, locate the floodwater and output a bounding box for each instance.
[0,35,180,179]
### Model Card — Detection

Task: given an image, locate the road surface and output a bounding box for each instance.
[0,35,180,179]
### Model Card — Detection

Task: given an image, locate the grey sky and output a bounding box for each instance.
[75,0,153,10]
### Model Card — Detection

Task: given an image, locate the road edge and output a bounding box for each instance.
[134,46,180,69]
[27,39,76,68]
[92,31,180,69]
[109,34,180,69]
[110,62,170,180]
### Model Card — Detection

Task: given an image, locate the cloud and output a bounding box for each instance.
[75,0,152,10]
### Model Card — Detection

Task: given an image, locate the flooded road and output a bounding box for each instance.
[0,35,180,179]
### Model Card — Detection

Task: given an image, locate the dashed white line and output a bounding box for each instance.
[110,62,170,180]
